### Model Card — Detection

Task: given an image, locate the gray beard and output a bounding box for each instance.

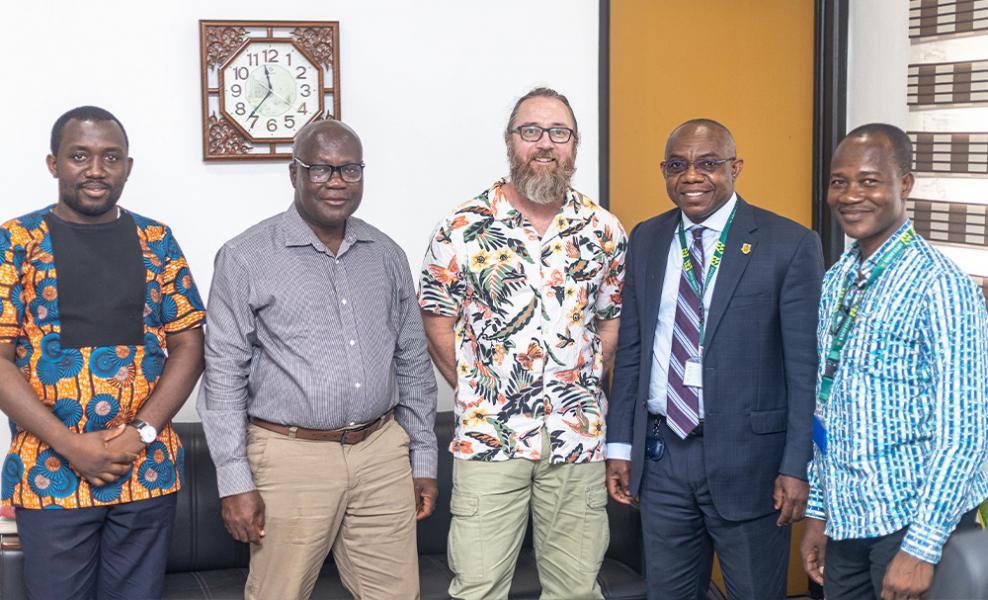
[509,151,576,206]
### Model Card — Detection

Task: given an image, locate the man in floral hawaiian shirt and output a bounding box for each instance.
[0,106,205,600]
[420,87,627,600]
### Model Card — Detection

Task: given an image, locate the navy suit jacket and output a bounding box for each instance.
[606,197,824,521]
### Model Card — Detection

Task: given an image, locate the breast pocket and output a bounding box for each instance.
[855,319,925,384]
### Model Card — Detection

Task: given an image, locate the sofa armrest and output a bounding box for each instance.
[0,532,25,600]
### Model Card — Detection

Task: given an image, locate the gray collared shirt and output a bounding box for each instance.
[198,203,438,497]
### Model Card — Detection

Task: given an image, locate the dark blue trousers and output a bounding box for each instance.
[15,493,177,600]
[823,507,980,600]
[639,420,789,600]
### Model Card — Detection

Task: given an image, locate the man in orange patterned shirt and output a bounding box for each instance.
[0,106,205,600]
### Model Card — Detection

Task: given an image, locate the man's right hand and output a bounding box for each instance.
[60,425,139,486]
[605,459,638,506]
[221,490,266,544]
[800,517,827,586]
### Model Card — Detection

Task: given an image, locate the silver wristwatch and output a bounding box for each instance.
[129,419,157,444]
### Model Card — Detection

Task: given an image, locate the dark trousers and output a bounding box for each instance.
[823,507,980,600]
[15,493,177,600]
[639,420,789,600]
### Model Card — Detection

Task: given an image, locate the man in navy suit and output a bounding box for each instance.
[605,119,823,599]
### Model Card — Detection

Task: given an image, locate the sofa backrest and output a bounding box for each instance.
[167,413,642,573]
[167,422,250,572]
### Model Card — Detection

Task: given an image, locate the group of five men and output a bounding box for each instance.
[0,87,985,600]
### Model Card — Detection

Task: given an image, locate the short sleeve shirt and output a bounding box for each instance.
[419,180,627,464]
[0,206,205,509]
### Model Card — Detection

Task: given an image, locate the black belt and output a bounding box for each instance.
[649,413,704,438]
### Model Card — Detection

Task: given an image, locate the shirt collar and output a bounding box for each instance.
[490,178,586,222]
[281,202,374,253]
[848,217,915,271]
[681,192,738,233]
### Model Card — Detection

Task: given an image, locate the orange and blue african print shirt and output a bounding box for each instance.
[419,180,627,464]
[0,206,205,509]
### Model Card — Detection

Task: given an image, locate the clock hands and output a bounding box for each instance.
[256,66,292,105]
[248,66,273,119]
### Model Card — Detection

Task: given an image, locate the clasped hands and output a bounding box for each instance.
[62,424,145,486]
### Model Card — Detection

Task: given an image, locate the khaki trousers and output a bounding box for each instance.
[244,417,419,600]
[447,433,609,600]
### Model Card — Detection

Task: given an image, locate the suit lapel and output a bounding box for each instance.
[703,198,758,348]
[641,212,677,342]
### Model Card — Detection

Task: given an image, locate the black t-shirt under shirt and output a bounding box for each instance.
[44,210,146,349]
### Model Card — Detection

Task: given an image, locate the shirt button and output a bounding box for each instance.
[354,382,361,388]
[349,339,356,346]
[341,298,348,305]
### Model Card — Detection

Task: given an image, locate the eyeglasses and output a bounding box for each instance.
[293,158,365,183]
[512,125,576,144]
[661,157,736,176]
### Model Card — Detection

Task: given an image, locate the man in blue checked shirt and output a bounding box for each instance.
[800,123,988,600]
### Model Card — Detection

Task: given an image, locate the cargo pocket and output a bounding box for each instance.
[448,492,485,583]
[581,485,610,569]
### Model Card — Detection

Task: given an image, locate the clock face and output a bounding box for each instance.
[220,40,323,141]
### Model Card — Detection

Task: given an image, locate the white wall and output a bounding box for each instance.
[0,1,600,451]
[846,0,909,129]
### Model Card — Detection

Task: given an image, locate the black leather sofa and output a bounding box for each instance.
[0,412,653,599]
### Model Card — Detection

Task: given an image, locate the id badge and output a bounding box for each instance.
[684,357,703,388]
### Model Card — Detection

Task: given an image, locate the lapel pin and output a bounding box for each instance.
[741,243,752,255]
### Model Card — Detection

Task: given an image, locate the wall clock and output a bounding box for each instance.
[199,20,341,161]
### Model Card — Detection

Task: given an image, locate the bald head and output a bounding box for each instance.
[293,119,362,160]
[665,118,736,158]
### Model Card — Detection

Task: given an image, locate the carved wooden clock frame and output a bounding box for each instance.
[199,20,341,161]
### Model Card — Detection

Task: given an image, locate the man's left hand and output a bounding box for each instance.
[774,474,808,525]
[881,550,934,600]
[413,477,438,521]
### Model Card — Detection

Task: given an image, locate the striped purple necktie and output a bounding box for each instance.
[666,225,705,439]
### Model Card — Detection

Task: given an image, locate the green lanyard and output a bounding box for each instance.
[817,225,915,404]
[676,204,737,344]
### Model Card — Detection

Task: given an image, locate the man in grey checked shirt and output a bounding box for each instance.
[198,119,438,600]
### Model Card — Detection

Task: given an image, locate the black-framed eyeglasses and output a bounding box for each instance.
[293,158,365,183]
[512,125,576,144]
[661,157,736,176]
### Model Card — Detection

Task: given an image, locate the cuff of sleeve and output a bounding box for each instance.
[901,521,950,564]
[606,443,633,461]
[417,300,457,318]
[215,461,257,498]
[805,488,826,521]
[779,454,809,480]
[410,446,438,479]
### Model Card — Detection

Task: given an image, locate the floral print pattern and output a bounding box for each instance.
[420,181,627,464]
